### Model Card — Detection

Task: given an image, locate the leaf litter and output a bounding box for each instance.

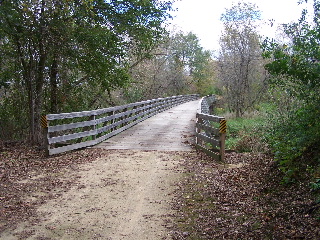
[0,141,105,238]
[0,141,320,239]
[169,151,320,239]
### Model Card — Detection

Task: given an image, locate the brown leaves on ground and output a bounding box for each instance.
[0,141,107,234]
[170,152,320,239]
[1,141,320,239]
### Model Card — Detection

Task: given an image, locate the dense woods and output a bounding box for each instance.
[1,0,320,238]
[0,0,174,144]
[0,0,215,145]
[1,0,320,184]
[261,0,320,182]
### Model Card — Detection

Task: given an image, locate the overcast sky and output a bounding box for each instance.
[167,0,314,52]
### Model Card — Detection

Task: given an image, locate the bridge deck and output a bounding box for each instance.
[94,99,200,151]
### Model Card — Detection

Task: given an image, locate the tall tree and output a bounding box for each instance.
[0,0,173,144]
[262,0,320,169]
[169,32,212,94]
[218,2,267,117]
[127,31,213,100]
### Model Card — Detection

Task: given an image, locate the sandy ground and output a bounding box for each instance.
[1,150,187,240]
[1,100,199,239]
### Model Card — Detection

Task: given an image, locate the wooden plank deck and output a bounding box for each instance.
[94,100,200,151]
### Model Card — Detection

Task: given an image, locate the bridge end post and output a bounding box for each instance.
[219,119,227,162]
[219,132,226,162]
[41,115,49,157]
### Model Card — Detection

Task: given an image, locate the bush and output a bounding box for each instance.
[265,101,320,182]
[0,88,29,140]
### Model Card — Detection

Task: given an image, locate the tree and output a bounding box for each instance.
[126,31,214,101]
[218,2,267,117]
[0,0,173,144]
[263,1,320,102]
[262,0,320,174]
[169,32,213,94]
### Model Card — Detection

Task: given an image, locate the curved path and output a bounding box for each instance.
[94,99,200,151]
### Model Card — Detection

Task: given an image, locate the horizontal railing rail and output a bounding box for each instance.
[200,95,216,115]
[41,94,199,155]
[195,96,226,161]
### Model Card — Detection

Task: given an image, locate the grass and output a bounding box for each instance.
[215,104,270,152]
[226,116,266,150]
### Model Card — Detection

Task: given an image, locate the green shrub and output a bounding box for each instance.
[0,87,29,140]
[265,101,320,182]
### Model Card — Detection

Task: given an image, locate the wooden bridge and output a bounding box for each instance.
[42,95,226,160]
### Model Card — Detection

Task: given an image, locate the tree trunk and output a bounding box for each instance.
[50,57,59,114]
[29,0,46,145]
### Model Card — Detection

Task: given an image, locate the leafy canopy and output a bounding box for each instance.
[263,0,320,102]
[262,0,320,179]
[0,0,174,142]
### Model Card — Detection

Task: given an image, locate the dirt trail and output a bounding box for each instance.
[1,100,199,239]
[2,150,187,240]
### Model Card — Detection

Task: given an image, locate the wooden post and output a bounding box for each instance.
[195,114,199,145]
[219,119,227,162]
[195,113,203,146]
[111,109,118,132]
[105,110,116,135]
[219,132,226,162]
[41,115,49,157]
[129,105,136,123]
[91,115,96,140]
[120,108,126,128]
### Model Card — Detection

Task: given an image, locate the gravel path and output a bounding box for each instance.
[1,100,199,239]
[3,150,185,240]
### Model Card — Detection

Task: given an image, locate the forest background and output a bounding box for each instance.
[1,0,320,186]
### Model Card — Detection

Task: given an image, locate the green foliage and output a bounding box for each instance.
[225,115,266,152]
[0,86,28,140]
[310,179,320,191]
[262,0,320,182]
[204,85,222,96]
[0,0,173,142]
[265,101,320,181]
[215,103,269,152]
[169,32,213,94]
[127,31,215,100]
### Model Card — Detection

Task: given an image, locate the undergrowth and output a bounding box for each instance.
[214,101,320,193]
[214,103,269,153]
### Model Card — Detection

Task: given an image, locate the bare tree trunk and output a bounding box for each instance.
[27,0,47,145]
[50,57,58,114]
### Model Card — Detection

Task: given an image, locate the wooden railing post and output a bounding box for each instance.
[121,108,127,128]
[92,115,96,140]
[219,119,227,162]
[111,110,116,132]
[41,115,49,157]
[195,113,202,146]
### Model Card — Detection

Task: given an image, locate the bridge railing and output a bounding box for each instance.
[195,95,226,161]
[200,95,216,114]
[42,94,199,155]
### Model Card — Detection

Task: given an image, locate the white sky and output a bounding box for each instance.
[168,0,314,52]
